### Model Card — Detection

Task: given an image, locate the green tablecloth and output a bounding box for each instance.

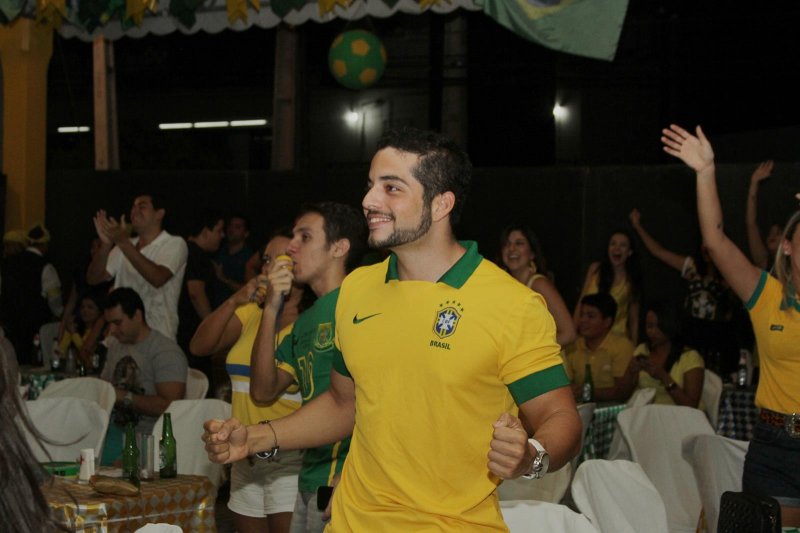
[581,403,627,461]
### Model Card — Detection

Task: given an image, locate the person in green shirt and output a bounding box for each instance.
[249,202,367,533]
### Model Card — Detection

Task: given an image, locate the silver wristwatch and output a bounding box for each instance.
[522,438,549,479]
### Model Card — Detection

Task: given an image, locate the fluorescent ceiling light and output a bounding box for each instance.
[58,126,90,133]
[159,123,193,130]
[230,119,268,127]
[194,121,229,129]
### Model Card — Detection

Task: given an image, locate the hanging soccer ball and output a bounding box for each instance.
[328,30,387,90]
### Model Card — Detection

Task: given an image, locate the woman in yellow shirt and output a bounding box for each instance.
[663,123,800,526]
[575,229,642,342]
[499,224,576,347]
[627,301,704,408]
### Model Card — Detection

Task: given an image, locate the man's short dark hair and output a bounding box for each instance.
[376,127,472,225]
[580,293,618,321]
[104,287,146,322]
[188,208,224,237]
[297,202,368,272]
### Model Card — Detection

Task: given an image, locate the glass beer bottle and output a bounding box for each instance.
[122,422,140,487]
[582,363,594,403]
[159,413,177,478]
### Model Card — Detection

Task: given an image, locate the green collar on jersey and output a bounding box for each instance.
[384,240,483,288]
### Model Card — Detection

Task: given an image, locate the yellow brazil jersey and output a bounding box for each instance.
[327,241,567,532]
[745,271,800,414]
[225,302,301,425]
[565,332,634,389]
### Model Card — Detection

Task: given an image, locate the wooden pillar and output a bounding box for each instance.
[93,36,119,170]
[0,19,53,230]
[271,25,297,171]
[441,13,468,147]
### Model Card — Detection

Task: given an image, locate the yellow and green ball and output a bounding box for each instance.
[328,30,387,90]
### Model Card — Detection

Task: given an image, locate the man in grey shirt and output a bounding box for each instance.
[100,287,187,464]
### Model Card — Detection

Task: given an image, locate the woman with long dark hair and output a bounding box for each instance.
[663,123,800,527]
[0,340,69,531]
[499,224,576,346]
[575,229,642,342]
[625,300,704,407]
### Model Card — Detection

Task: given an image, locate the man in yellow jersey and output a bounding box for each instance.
[205,128,582,532]
[249,202,367,533]
[565,292,635,402]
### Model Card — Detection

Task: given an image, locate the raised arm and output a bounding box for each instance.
[661,125,762,302]
[189,278,259,356]
[249,256,296,404]
[629,209,688,272]
[745,160,774,269]
[87,211,114,285]
[204,369,356,464]
[530,277,577,346]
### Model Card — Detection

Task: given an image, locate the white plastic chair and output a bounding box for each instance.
[151,399,231,487]
[606,388,657,461]
[500,500,597,533]
[681,434,749,533]
[185,369,209,400]
[24,397,110,462]
[39,377,117,415]
[497,462,572,504]
[570,402,596,476]
[616,404,714,533]
[627,387,657,408]
[134,525,183,532]
[572,459,669,533]
[701,370,723,430]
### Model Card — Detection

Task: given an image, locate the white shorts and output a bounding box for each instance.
[228,450,302,517]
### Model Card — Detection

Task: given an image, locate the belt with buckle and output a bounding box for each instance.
[760,408,800,438]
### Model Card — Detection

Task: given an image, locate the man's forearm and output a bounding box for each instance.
[525,403,581,473]
[87,244,113,285]
[120,390,177,417]
[245,389,355,455]
[116,240,173,288]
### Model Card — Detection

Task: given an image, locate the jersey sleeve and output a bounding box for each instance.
[502,291,568,405]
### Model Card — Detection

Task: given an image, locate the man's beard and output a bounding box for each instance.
[368,204,432,249]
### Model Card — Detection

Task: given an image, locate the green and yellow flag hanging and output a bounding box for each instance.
[475,0,629,61]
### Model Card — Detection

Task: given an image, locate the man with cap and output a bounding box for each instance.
[0,223,63,365]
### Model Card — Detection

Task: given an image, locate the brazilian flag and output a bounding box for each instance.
[476,0,629,61]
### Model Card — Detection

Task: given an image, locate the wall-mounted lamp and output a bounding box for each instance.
[553,104,568,120]
[344,111,361,125]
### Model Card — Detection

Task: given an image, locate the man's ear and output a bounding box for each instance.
[432,192,455,222]
[332,238,351,260]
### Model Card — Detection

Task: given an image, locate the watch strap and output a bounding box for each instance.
[522,437,548,480]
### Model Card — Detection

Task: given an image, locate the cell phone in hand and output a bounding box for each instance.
[317,485,334,511]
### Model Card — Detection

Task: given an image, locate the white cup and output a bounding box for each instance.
[79,448,96,482]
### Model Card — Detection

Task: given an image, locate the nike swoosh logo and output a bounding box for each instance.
[353,313,382,324]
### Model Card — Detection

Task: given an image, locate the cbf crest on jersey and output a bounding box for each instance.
[433,301,463,339]
[315,322,334,351]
